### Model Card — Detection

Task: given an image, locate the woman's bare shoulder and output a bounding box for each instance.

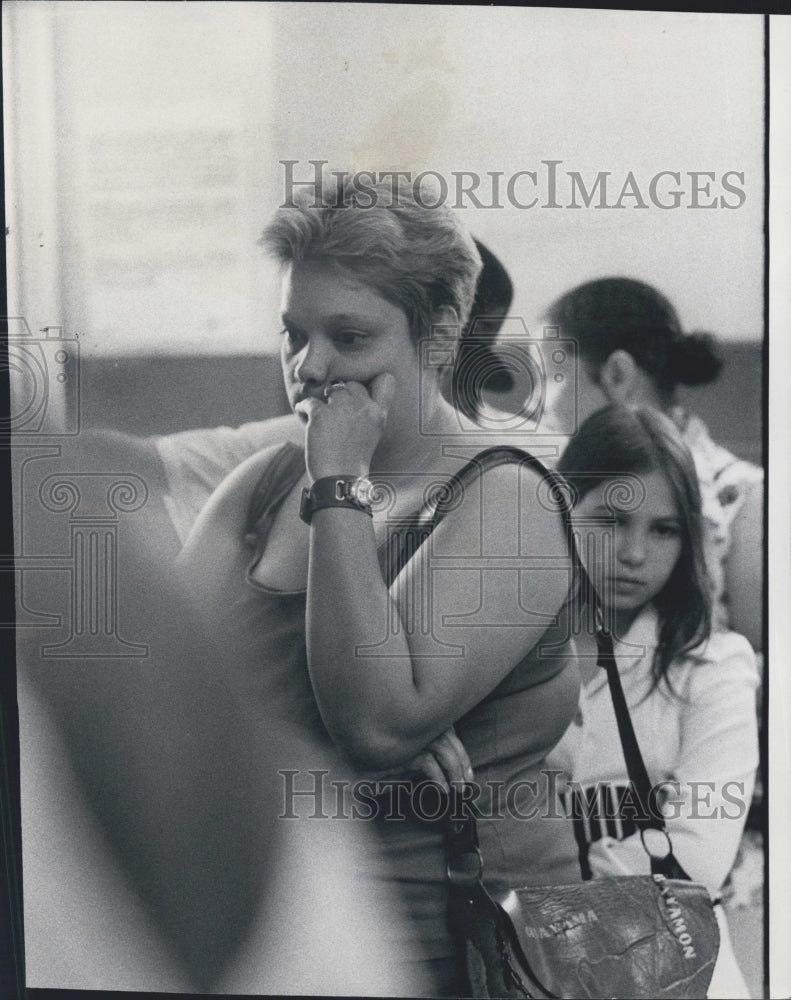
[444,453,567,544]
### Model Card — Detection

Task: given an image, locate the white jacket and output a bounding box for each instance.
[547,605,760,899]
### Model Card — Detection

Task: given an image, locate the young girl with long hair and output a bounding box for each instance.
[550,404,760,998]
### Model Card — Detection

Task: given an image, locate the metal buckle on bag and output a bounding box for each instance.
[447,848,483,887]
[640,826,673,861]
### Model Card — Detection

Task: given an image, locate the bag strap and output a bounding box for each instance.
[440,447,690,883]
[593,625,690,879]
[386,445,555,581]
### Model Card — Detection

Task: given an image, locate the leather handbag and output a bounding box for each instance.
[447,863,719,999]
[445,631,721,998]
[443,455,721,999]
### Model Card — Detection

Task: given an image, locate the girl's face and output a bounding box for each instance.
[279,259,421,436]
[573,469,683,615]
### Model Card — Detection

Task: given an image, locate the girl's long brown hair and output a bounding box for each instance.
[557,404,712,697]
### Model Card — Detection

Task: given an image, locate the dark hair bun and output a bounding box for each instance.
[668,331,723,387]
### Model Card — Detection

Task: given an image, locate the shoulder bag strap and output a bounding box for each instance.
[594,624,690,879]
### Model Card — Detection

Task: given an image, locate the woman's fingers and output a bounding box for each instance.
[444,728,475,782]
[426,729,474,786]
[408,752,449,791]
[357,728,474,792]
[293,397,321,422]
[299,378,392,481]
[327,377,392,429]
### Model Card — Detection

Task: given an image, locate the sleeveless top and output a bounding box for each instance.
[214,441,583,997]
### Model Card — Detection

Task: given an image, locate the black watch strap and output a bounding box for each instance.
[299,476,374,525]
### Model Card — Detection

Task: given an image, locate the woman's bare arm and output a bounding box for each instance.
[176,442,294,613]
[306,462,572,768]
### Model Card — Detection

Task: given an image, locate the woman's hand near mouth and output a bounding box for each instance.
[295,373,396,482]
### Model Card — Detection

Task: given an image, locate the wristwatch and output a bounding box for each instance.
[299,475,375,525]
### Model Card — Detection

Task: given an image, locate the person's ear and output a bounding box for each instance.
[598,350,640,403]
[425,306,462,380]
[429,305,461,340]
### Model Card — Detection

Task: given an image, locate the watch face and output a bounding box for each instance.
[349,477,375,508]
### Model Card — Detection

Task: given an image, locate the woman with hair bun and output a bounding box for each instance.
[545,277,763,651]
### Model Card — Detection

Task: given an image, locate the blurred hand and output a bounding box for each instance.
[294,373,396,481]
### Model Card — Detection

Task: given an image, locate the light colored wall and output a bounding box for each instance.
[267,6,764,342]
[4,3,764,356]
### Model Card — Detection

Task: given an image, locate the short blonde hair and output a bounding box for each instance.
[260,173,482,342]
